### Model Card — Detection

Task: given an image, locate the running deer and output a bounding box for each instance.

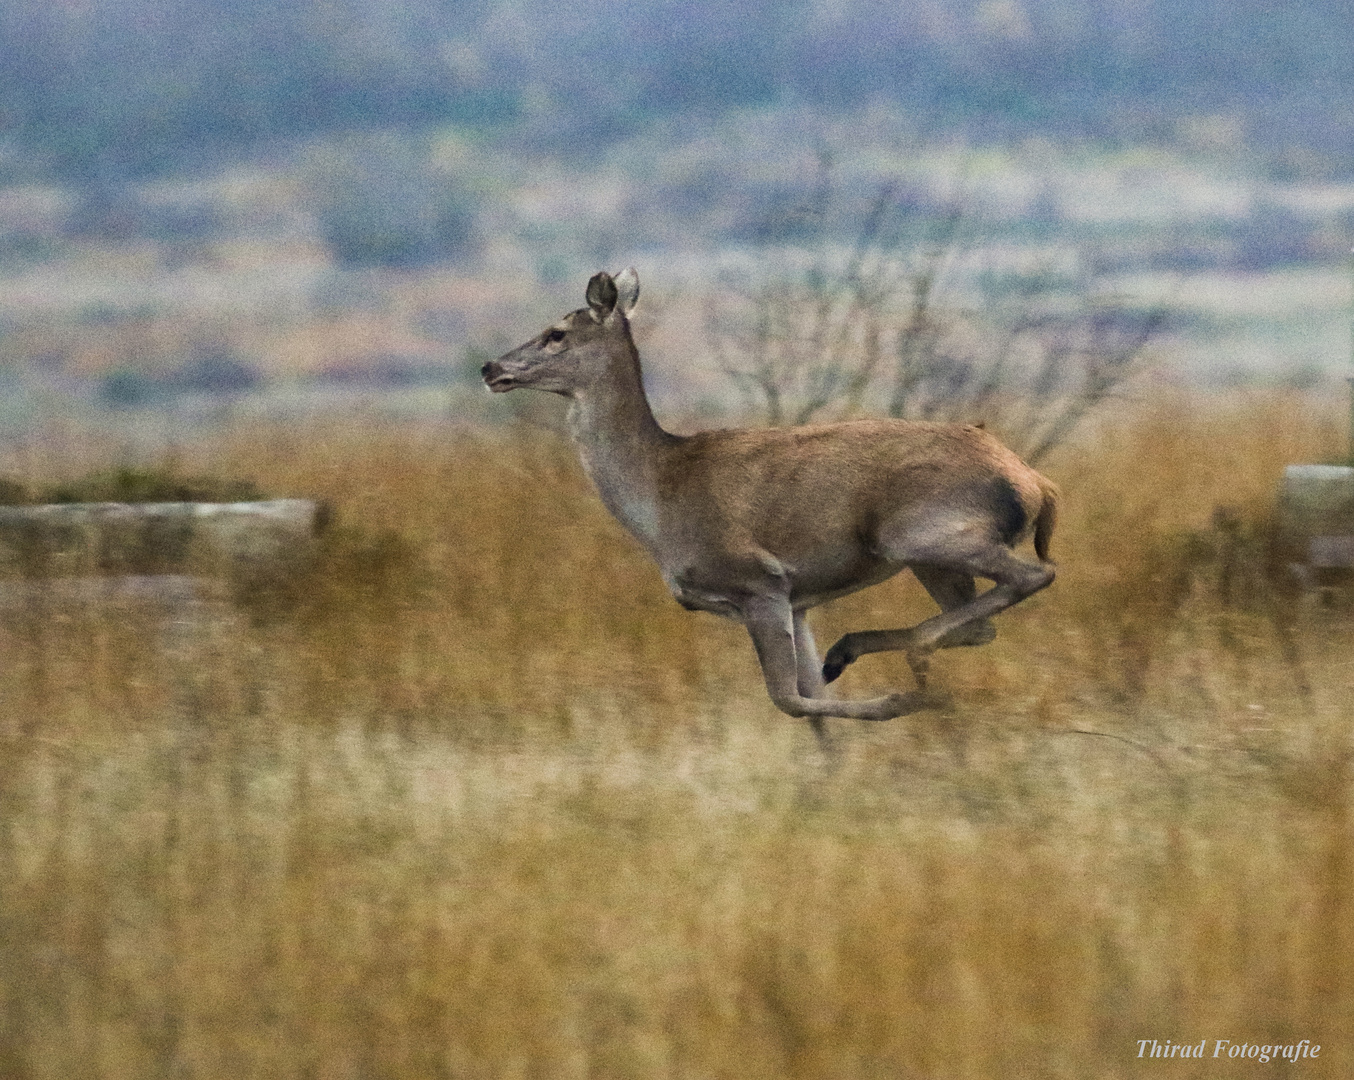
[482,269,1058,735]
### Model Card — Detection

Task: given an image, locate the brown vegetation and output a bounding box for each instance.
[1,390,1352,1079]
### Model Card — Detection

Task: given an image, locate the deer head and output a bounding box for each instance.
[482,268,641,396]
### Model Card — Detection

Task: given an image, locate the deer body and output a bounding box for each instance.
[484,270,1058,730]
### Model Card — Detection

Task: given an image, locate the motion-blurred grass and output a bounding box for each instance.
[1,390,1352,1079]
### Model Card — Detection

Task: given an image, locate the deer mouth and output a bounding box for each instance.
[480,361,518,392]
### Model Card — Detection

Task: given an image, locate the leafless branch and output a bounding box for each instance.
[708,163,1164,459]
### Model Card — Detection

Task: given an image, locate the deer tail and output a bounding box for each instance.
[1034,478,1060,563]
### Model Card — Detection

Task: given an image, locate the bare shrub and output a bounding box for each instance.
[708,159,1165,464]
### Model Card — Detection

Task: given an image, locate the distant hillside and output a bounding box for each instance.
[1,0,1350,179]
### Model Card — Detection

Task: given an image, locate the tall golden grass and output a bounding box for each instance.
[1,389,1352,1079]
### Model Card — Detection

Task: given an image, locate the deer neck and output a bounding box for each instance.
[566,334,671,548]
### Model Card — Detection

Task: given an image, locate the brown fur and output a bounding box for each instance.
[483,270,1058,731]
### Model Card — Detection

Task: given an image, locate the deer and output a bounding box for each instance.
[482,269,1059,740]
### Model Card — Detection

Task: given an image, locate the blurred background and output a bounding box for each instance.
[0,0,1352,441]
[4,4,1354,1078]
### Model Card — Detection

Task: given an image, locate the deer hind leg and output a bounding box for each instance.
[822,546,1054,685]
[913,565,998,649]
[893,565,993,691]
[742,595,930,722]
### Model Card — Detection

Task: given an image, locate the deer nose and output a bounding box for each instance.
[481,359,514,391]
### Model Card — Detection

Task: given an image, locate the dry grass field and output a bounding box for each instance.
[1,390,1352,1079]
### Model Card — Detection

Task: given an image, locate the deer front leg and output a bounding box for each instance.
[792,610,826,698]
[792,610,831,747]
[742,596,926,722]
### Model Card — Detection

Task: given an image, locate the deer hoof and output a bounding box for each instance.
[822,638,859,684]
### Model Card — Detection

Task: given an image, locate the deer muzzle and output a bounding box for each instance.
[480,358,518,392]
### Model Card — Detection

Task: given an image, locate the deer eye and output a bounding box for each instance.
[544,328,567,345]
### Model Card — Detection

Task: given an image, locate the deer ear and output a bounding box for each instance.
[585,272,618,320]
[614,267,640,317]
